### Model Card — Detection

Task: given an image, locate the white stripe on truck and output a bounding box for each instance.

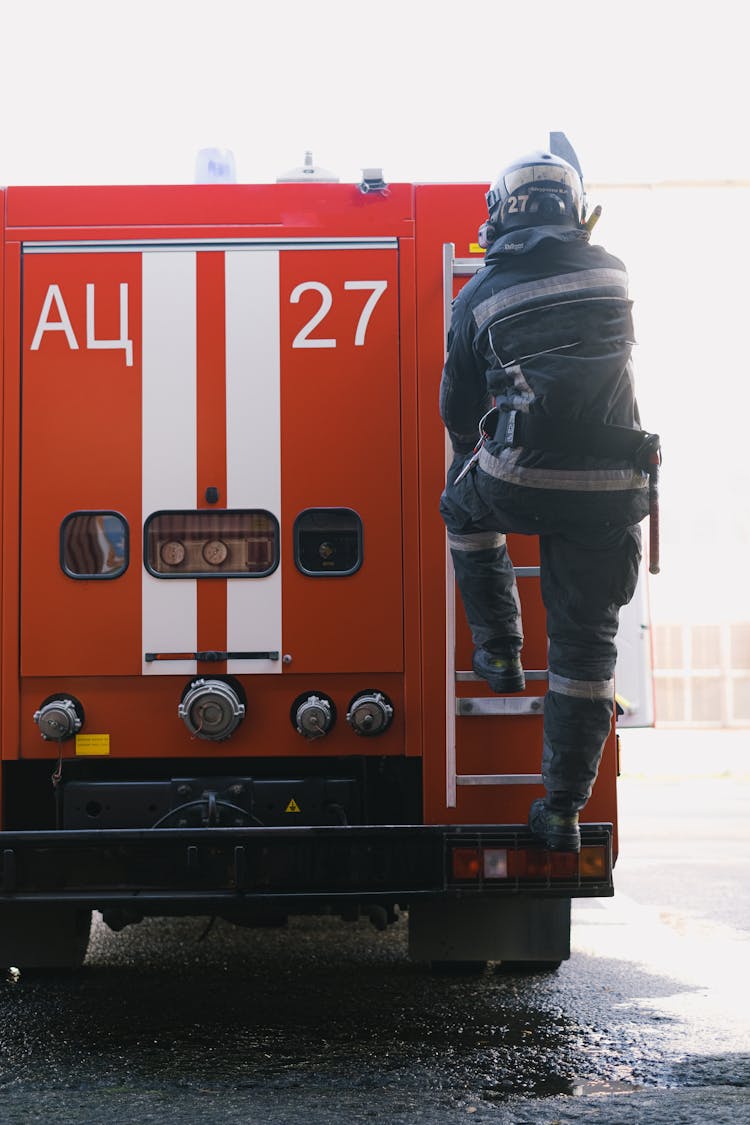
[225,250,283,675]
[141,251,198,676]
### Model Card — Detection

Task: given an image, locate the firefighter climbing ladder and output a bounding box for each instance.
[443,244,546,807]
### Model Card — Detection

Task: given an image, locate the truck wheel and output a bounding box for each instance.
[0,905,91,971]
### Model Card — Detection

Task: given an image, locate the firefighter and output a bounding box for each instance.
[439,150,655,852]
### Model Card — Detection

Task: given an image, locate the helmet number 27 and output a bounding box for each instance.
[504,194,529,214]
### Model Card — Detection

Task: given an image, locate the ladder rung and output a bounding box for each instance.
[457,696,544,716]
[457,670,548,682]
[453,258,484,277]
[457,774,543,786]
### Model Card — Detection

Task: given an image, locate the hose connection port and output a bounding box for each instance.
[290,692,336,740]
[178,677,246,741]
[346,691,394,737]
[33,694,85,741]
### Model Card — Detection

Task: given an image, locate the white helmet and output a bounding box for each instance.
[485,150,586,233]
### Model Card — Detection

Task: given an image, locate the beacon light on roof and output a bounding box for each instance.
[195,147,237,184]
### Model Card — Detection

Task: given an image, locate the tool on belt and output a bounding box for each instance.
[456,407,662,575]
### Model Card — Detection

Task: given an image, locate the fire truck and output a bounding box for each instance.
[0,157,622,971]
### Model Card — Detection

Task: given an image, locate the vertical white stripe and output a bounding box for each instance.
[141,251,198,676]
[225,250,282,674]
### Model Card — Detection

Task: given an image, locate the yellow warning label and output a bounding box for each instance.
[75,733,111,756]
[285,798,301,813]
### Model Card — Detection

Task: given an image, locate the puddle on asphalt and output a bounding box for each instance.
[569,1079,643,1096]
[2,916,678,1103]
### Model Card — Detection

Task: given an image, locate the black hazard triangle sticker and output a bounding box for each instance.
[285,798,301,814]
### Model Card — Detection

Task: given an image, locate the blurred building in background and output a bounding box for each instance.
[595,182,750,727]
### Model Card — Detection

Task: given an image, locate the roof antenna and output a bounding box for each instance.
[276,151,339,183]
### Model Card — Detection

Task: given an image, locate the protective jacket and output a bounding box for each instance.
[439,225,650,527]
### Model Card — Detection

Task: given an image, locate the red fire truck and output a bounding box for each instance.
[0,164,618,970]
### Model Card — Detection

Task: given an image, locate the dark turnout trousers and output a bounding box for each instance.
[440,459,642,814]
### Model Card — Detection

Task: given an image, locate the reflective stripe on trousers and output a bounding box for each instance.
[449,539,524,654]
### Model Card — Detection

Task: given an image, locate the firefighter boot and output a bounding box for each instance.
[472,649,525,694]
[528,799,581,852]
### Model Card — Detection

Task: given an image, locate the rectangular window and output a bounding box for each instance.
[61,512,128,579]
[144,510,278,578]
[730,624,750,669]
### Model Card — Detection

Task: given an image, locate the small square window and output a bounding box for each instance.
[294,509,363,576]
[61,512,129,579]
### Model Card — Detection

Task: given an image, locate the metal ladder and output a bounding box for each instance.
[443,245,546,807]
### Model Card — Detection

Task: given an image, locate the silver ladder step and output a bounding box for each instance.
[456,696,544,716]
[457,773,543,786]
[456,670,548,681]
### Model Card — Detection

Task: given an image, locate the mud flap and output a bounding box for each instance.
[0,905,92,969]
[408,896,571,963]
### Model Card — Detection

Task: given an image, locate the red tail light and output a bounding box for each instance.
[449,843,609,885]
[451,847,482,880]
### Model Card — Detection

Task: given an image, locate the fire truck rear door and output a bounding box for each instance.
[20,240,402,679]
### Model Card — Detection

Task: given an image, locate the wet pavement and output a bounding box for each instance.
[0,906,748,1124]
[0,732,748,1123]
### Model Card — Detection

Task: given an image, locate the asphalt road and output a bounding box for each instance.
[0,729,748,1124]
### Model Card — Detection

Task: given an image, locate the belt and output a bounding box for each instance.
[489,407,662,574]
[492,408,660,470]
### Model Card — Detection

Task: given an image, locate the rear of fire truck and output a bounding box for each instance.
[0,173,615,971]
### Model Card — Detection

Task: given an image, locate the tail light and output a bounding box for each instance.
[450,843,609,886]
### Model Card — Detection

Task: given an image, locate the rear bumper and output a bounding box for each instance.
[0,823,613,909]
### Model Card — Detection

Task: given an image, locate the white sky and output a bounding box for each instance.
[1,0,747,187]
[2,0,748,626]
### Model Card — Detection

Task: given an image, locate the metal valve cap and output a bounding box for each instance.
[346,691,394,737]
[178,678,246,741]
[292,693,335,739]
[33,695,84,742]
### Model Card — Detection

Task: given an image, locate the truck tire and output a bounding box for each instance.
[0,905,91,971]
